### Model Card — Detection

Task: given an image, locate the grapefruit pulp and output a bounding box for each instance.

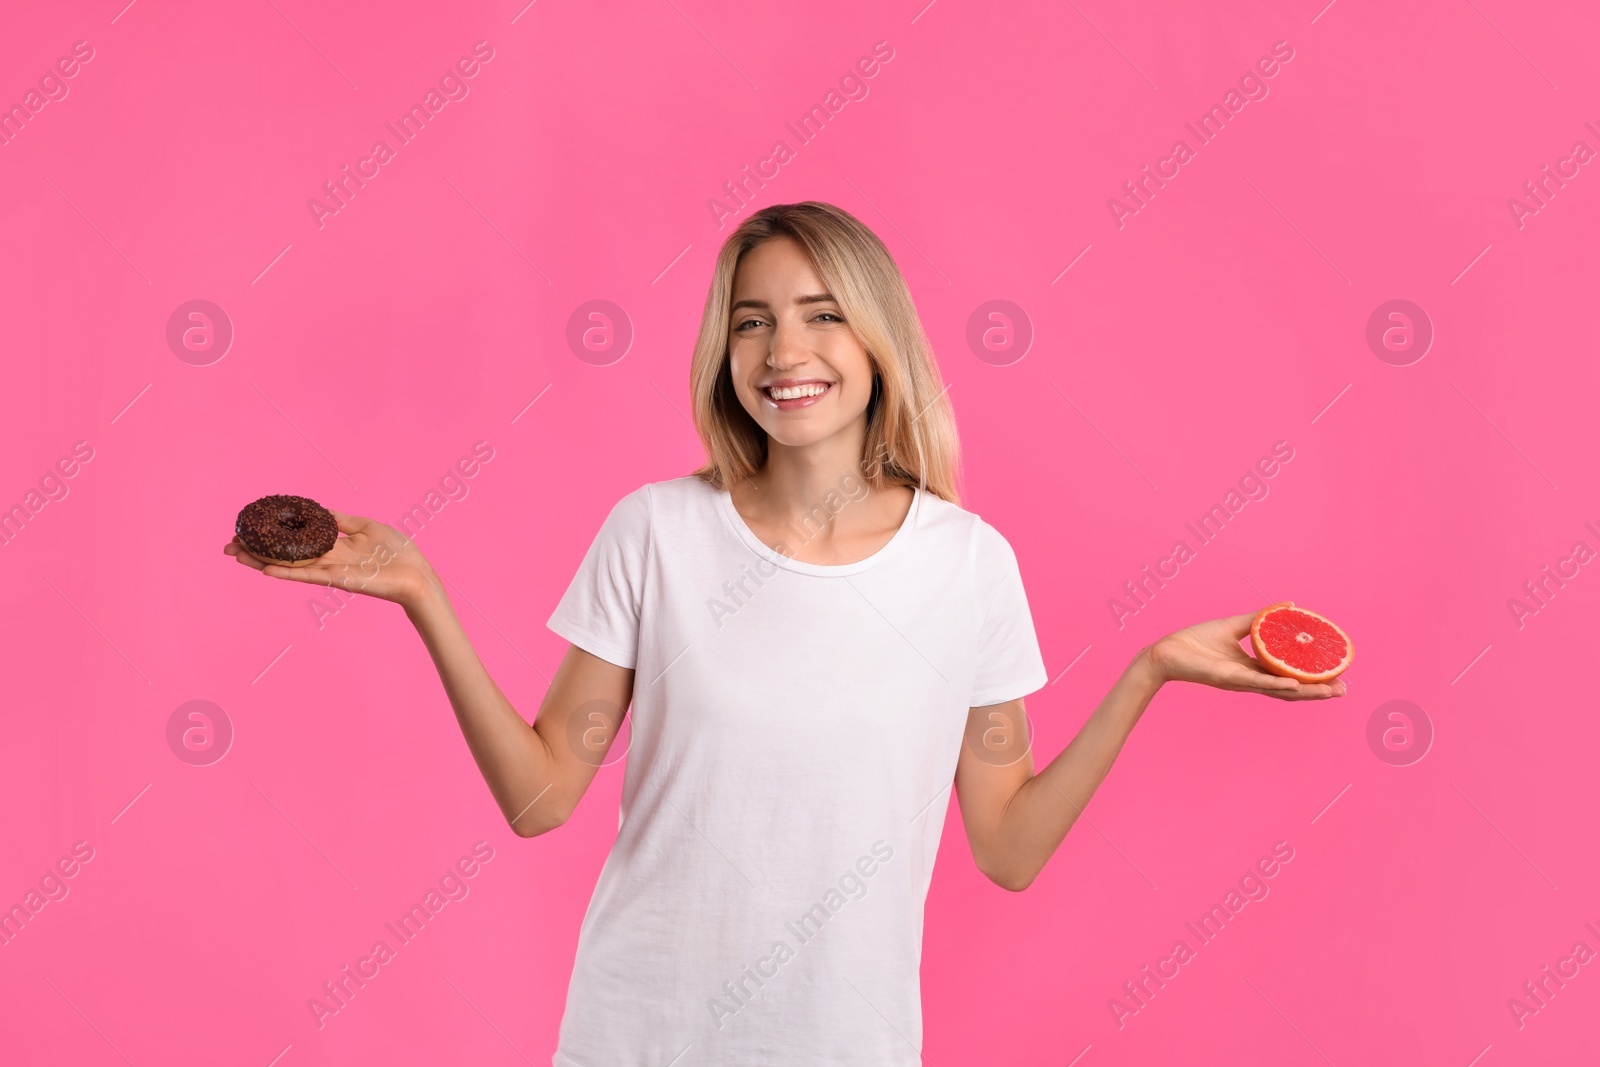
[1249,602,1353,683]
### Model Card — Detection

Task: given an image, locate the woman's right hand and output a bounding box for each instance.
[224,511,438,609]
[1143,610,1347,700]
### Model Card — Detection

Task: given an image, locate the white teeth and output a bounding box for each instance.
[767,383,829,400]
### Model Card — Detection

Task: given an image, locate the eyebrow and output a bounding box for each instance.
[729,293,837,312]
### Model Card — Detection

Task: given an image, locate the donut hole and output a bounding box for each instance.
[275,506,307,529]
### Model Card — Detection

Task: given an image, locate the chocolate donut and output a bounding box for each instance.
[235,494,338,566]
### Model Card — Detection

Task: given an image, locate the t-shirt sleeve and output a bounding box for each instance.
[969,520,1049,707]
[546,485,653,671]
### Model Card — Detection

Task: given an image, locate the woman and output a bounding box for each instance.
[226,201,1344,1065]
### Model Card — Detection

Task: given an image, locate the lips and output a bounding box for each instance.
[763,381,832,400]
[760,380,834,410]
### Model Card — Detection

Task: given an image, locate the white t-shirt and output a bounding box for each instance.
[546,474,1048,1067]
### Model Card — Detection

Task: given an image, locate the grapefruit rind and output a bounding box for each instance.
[1249,602,1354,684]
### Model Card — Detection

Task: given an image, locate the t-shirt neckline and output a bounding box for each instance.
[713,481,923,576]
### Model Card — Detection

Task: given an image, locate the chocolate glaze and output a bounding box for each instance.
[236,494,338,562]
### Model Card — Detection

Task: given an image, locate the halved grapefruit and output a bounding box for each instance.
[1249,602,1353,683]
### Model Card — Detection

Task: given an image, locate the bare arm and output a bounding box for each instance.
[225,511,631,837]
[955,613,1347,891]
[404,576,633,835]
[955,654,1160,891]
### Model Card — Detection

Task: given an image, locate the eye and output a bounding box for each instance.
[814,311,843,323]
[733,317,763,331]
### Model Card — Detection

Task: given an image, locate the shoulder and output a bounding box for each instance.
[625,474,721,517]
[909,491,1019,564]
[598,475,716,529]
[642,474,717,503]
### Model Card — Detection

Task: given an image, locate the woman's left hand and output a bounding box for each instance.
[1143,611,1348,700]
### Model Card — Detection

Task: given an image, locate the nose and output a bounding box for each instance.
[765,318,809,370]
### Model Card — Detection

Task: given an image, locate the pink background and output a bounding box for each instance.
[3,0,1598,1063]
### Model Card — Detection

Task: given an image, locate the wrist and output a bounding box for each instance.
[1129,643,1168,692]
[402,567,449,619]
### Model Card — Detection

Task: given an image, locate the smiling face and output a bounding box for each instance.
[726,236,876,453]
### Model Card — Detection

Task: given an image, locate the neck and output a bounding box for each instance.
[737,421,889,528]
[758,436,865,505]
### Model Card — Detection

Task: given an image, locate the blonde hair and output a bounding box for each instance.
[688,201,962,505]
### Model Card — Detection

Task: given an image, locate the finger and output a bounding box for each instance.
[330,511,371,535]
[1222,645,1265,668]
[1226,651,1305,688]
[269,564,377,594]
[1231,601,1299,638]
[1254,685,1318,700]
[1209,671,1299,697]
[262,563,350,587]
[1270,684,1337,701]
[1224,611,1258,640]
[1224,663,1300,689]
[233,550,267,572]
